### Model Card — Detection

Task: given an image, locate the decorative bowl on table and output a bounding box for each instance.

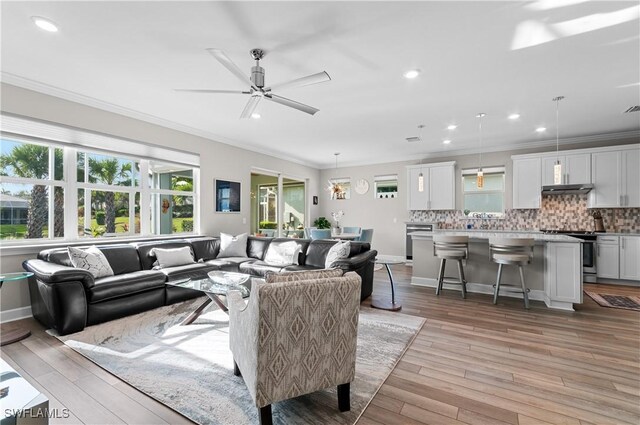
[207,270,251,287]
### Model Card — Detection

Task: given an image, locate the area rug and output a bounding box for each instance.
[584,291,640,311]
[52,298,424,425]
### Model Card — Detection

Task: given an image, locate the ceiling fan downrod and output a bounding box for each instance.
[250,48,265,88]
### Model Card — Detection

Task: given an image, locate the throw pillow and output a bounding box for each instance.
[151,246,195,268]
[325,241,351,268]
[265,268,343,283]
[218,233,248,258]
[68,246,114,279]
[263,241,302,266]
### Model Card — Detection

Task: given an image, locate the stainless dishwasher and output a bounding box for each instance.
[406,222,437,260]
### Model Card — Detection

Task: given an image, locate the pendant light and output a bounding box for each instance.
[476,113,486,189]
[327,152,344,199]
[553,96,565,185]
[416,125,426,192]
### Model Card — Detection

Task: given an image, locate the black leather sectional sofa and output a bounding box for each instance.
[23,236,377,335]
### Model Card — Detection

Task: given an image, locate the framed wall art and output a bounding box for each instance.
[215,179,241,213]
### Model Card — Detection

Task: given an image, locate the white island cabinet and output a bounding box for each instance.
[410,230,583,311]
[620,236,640,281]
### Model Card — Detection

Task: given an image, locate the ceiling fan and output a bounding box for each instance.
[176,48,331,118]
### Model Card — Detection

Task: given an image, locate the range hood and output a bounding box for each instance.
[541,184,594,195]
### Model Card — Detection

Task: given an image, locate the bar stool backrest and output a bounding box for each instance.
[489,238,534,262]
[433,235,469,258]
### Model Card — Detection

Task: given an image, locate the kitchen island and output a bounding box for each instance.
[411,230,583,311]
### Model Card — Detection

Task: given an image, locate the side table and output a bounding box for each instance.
[371,257,404,311]
[1,272,34,346]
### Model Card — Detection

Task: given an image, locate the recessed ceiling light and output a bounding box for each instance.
[536,127,546,132]
[508,113,520,120]
[443,139,452,144]
[447,124,457,130]
[31,16,58,32]
[251,113,261,119]
[403,69,421,79]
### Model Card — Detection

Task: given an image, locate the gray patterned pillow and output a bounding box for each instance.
[264,268,343,283]
[68,246,114,279]
[325,241,351,268]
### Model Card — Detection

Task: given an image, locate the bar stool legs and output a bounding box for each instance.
[492,263,530,309]
[436,258,467,299]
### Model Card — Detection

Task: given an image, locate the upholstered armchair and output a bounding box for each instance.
[228,270,361,425]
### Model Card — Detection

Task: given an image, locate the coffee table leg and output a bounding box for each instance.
[371,264,402,311]
[180,298,213,325]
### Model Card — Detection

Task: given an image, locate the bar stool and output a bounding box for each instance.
[489,238,534,309]
[433,235,468,298]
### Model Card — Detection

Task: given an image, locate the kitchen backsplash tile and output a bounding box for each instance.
[410,194,639,232]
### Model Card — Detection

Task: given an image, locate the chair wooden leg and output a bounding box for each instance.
[259,405,272,425]
[436,259,446,295]
[457,259,467,299]
[337,382,350,412]
[233,360,241,377]
[519,265,530,309]
[493,263,503,304]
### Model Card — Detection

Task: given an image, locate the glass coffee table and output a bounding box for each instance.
[166,271,251,325]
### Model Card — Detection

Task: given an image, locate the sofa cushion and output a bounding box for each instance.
[152,246,195,268]
[205,257,255,272]
[88,270,167,303]
[264,268,343,283]
[190,237,220,261]
[304,240,339,268]
[160,263,220,281]
[98,245,142,275]
[219,233,248,258]
[68,246,114,279]
[239,261,285,277]
[135,241,192,270]
[247,236,271,260]
[38,248,73,267]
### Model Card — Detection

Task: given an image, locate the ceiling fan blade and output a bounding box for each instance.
[174,89,250,94]
[206,48,255,89]
[240,95,262,119]
[265,94,319,115]
[265,71,331,92]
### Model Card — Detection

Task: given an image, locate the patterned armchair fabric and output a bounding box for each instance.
[228,272,361,413]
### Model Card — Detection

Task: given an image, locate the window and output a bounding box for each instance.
[1,138,65,240]
[462,167,505,218]
[374,174,398,199]
[1,124,199,243]
[257,181,305,235]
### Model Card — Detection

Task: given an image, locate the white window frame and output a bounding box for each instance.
[374,174,398,199]
[462,166,506,218]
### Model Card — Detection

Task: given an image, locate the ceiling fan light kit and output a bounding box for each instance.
[176,48,331,119]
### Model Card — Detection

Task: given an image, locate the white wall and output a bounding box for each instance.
[0,83,321,314]
[319,137,639,257]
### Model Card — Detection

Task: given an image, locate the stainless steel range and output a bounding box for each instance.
[541,230,599,283]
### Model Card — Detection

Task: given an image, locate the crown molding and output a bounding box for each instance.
[0,73,321,169]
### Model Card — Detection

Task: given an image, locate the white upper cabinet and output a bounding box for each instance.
[406,162,455,211]
[542,153,591,186]
[589,147,639,208]
[513,157,541,209]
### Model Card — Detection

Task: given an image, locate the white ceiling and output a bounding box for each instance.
[2,1,639,169]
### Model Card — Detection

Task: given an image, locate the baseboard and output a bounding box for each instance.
[0,306,33,323]
[377,255,406,263]
[410,277,545,302]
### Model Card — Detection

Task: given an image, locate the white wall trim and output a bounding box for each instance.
[410,276,545,302]
[0,306,33,323]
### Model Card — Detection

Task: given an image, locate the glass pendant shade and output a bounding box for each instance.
[418,172,424,192]
[476,169,484,189]
[554,161,563,184]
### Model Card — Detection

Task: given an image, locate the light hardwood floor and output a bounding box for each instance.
[1,267,639,424]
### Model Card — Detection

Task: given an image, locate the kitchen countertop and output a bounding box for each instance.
[410,229,581,242]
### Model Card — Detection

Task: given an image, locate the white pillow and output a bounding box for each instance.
[325,241,351,268]
[68,246,114,279]
[263,241,302,266]
[218,233,248,258]
[152,246,195,268]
